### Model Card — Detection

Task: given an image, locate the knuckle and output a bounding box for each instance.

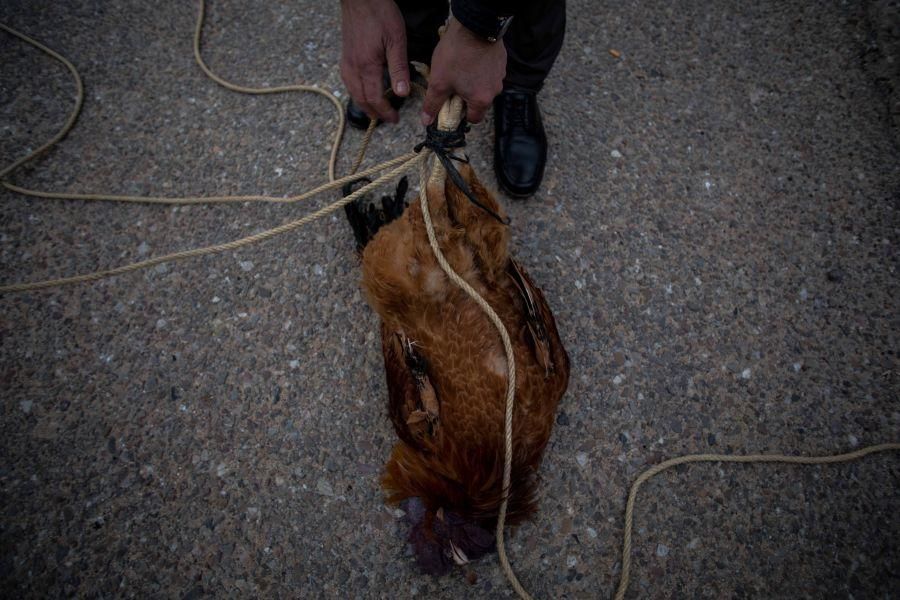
[385,28,404,46]
[371,94,390,109]
[386,18,406,38]
[469,97,489,111]
[361,66,383,82]
[366,95,384,109]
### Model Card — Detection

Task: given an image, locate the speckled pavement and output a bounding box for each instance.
[1,1,898,598]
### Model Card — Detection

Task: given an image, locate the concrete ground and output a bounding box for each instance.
[1,1,898,598]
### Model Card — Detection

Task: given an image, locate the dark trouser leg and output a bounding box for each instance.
[503,0,566,91]
[395,0,448,65]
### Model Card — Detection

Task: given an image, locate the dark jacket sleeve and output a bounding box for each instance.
[450,0,519,40]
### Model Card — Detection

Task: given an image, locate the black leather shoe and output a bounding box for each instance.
[346,68,409,130]
[346,94,405,130]
[493,88,547,198]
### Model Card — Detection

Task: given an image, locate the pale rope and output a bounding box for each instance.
[0,154,423,293]
[0,2,395,291]
[0,23,84,180]
[415,97,532,600]
[417,102,900,600]
[1,151,409,206]
[0,6,359,200]
[613,442,900,600]
[189,0,347,183]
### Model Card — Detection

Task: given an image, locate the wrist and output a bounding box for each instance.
[449,0,514,43]
[446,17,493,47]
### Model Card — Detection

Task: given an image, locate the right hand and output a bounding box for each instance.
[340,0,410,124]
[420,17,507,126]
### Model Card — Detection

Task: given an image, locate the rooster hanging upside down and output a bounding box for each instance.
[344,121,570,575]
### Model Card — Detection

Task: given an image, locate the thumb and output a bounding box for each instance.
[421,81,450,126]
[385,35,410,97]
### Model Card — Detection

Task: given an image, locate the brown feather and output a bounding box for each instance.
[506,258,554,377]
[362,162,570,564]
[419,375,439,420]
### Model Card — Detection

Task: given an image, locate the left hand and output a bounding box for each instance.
[421,17,507,125]
[339,0,411,124]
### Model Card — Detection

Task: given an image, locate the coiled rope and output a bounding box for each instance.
[613,442,900,600]
[1,4,897,600]
[0,4,414,292]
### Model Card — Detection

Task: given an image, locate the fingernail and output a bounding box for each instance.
[396,80,408,96]
[421,111,432,126]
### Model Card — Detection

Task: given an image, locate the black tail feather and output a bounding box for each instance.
[343,176,409,252]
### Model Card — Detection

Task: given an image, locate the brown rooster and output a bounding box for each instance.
[345,118,569,575]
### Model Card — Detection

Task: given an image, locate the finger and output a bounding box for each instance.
[347,78,376,121]
[362,69,398,123]
[465,100,490,124]
[466,81,503,123]
[421,81,450,126]
[342,70,373,118]
[341,60,364,104]
[384,32,410,97]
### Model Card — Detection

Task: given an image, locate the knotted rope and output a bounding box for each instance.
[415,120,508,224]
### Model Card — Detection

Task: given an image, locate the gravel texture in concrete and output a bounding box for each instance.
[1,1,899,598]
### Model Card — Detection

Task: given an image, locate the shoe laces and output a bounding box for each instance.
[502,92,533,131]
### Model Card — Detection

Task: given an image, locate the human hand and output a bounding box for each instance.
[340,0,410,123]
[421,17,507,125]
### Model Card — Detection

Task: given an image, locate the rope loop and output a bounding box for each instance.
[415,120,509,225]
[413,119,469,154]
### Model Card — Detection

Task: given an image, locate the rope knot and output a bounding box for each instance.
[413,120,469,155]
[414,120,510,226]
